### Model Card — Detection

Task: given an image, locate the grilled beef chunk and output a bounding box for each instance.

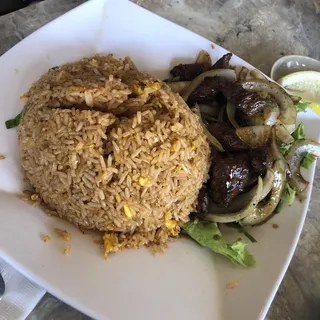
[211,53,232,70]
[231,89,277,117]
[196,185,210,214]
[170,52,232,81]
[188,77,225,104]
[222,81,278,117]
[207,122,248,152]
[170,63,208,81]
[210,153,250,207]
[249,147,273,175]
[209,147,274,207]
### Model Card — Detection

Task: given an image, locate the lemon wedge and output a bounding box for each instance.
[277,71,320,115]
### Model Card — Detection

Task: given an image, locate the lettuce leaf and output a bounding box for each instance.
[5,105,27,129]
[301,152,317,169]
[276,183,296,212]
[5,111,24,129]
[182,220,255,267]
[291,123,305,140]
[279,143,292,155]
[295,101,310,113]
[281,183,296,205]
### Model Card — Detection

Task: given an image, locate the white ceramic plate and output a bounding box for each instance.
[0,1,319,319]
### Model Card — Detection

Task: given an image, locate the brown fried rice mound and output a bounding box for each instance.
[18,54,210,257]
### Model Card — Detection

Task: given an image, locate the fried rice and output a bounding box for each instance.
[18,54,210,257]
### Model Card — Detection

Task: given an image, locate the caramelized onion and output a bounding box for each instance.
[246,69,268,80]
[195,50,212,69]
[167,81,190,94]
[238,66,249,80]
[226,103,239,128]
[285,139,320,196]
[275,121,295,144]
[290,95,302,104]
[195,104,224,152]
[236,125,272,148]
[263,105,280,126]
[199,103,220,118]
[241,160,286,226]
[270,128,285,161]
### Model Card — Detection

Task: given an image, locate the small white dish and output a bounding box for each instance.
[0,1,319,320]
[270,55,320,81]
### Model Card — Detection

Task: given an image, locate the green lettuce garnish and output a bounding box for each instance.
[5,111,24,129]
[182,220,255,267]
[5,105,27,129]
[281,183,296,205]
[301,152,317,169]
[295,101,310,113]
[276,183,296,213]
[291,123,305,140]
[279,143,292,155]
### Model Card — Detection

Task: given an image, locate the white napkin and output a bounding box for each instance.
[0,258,45,320]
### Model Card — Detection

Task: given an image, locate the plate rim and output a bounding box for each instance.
[0,1,317,319]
